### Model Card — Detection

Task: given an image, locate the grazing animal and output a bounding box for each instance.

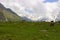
[50,21,54,27]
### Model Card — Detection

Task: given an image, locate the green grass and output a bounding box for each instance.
[0,22,60,40]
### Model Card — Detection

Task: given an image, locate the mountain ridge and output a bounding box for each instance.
[0,3,22,22]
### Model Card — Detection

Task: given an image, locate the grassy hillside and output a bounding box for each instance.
[3,9,22,22]
[0,3,22,22]
[0,22,60,40]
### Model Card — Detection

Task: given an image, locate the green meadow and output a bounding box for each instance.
[0,22,60,40]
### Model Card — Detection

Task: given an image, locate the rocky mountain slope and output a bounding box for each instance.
[0,3,22,22]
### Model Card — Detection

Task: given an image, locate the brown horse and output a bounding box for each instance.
[50,21,55,27]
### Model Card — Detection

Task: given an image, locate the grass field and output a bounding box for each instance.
[0,22,60,40]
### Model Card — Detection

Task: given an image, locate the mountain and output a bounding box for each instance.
[22,16,32,21]
[0,3,22,22]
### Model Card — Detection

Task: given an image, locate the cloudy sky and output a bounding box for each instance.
[0,0,60,22]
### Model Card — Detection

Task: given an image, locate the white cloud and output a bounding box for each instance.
[0,0,60,22]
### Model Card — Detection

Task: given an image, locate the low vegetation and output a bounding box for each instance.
[0,21,60,40]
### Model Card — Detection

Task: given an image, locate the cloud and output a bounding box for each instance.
[0,0,60,22]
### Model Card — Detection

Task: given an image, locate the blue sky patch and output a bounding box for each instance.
[44,0,59,3]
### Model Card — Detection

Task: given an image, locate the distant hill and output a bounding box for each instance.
[0,3,22,22]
